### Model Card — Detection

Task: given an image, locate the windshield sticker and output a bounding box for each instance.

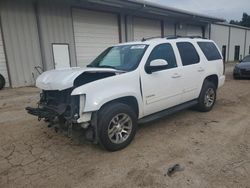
[130,45,146,50]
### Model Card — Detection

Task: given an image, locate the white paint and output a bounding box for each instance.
[0,26,9,87]
[210,24,230,61]
[52,44,70,69]
[36,38,225,119]
[36,67,121,91]
[229,27,245,61]
[72,9,119,67]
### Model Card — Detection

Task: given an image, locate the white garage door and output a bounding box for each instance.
[73,9,120,67]
[0,28,9,87]
[187,25,203,37]
[133,18,161,41]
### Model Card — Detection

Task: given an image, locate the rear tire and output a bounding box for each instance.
[97,103,137,151]
[0,74,5,90]
[196,80,217,112]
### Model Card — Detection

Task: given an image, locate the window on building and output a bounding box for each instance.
[147,43,177,69]
[222,45,227,62]
[177,42,200,66]
[197,42,222,61]
[234,46,240,61]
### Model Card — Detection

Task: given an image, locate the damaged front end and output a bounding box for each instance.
[26,67,121,142]
[26,88,79,122]
[26,88,97,142]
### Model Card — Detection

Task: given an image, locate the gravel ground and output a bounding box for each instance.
[0,64,250,188]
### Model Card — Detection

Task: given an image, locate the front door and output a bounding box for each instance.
[140,43,183,116]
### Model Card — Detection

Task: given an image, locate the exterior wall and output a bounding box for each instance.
[37,0,77,70]
[133,17,161,41]
[204,24,210,39]
[0,24,9,87]
[164,22,175,36]
[0,0,43,87]
[125,15,134,41]
[229,27,245,61]
[2,0,240,87]
[245,30,250,56]
[186,25,203,36]
[72,8,120,67]
[210,24,230,61]
[176,23,188,36]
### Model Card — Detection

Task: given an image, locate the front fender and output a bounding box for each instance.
[71,71,144,117]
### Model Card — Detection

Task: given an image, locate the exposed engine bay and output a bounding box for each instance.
[26,69,119,140]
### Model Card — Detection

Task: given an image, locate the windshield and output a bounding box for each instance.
[88,44,148,71]
[242,55,250,62]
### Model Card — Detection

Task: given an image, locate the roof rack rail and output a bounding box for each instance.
[141,36,163,42]
[165,35,207,39]
[165,35,182,39]
[141,35,208,42]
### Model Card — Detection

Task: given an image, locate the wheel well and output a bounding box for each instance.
[205,75,218,89]
[100,96,139,117]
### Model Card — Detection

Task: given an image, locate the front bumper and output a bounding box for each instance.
[26,106,58,120]
[234,68,250,78]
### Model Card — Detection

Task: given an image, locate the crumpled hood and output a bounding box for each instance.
[36,67,119,91]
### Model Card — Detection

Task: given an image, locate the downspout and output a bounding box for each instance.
[243,29,247,57]
[227,26,231,62]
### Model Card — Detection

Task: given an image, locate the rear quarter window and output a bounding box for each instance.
[198,42,222,61]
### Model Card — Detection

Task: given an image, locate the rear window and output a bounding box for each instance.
[177,42,200,66]
[198,42,222,61]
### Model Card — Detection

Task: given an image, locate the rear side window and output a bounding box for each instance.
[147,43,177,69]
[177,42,200,66]
[198,42,222,61]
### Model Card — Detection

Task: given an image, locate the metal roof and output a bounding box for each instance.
[214,22,250,30]
[86,0,225,23]
[127,0,225,22]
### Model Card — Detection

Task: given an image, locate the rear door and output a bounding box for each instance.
[175,42,205,103]
[140,43,183,116]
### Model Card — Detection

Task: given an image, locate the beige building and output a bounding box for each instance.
[0,0,248,88]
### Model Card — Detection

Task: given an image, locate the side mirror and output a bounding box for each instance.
[145,59,168,74]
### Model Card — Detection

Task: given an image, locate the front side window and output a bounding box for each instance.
[147,43,177,69]
[177,42,200,66]
[88,44,148,71]
[198,42,222,61]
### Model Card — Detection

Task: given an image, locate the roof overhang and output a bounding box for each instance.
[84,0,225,23]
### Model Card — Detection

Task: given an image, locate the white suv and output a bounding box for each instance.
[26,36,225,151]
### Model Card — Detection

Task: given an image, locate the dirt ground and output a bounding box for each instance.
[0,64,250,188]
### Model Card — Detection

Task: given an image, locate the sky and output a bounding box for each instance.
[146,0,250,21]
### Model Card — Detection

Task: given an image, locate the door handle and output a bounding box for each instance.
[172,73,181,78]
[198,67,205,72]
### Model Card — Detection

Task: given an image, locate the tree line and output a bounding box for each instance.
[230,13,250,28]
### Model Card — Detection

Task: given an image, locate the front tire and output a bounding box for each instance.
[97,103,137,151]
[197,80,217,112]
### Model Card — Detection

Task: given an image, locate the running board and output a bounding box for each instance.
[138,100,198,124]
